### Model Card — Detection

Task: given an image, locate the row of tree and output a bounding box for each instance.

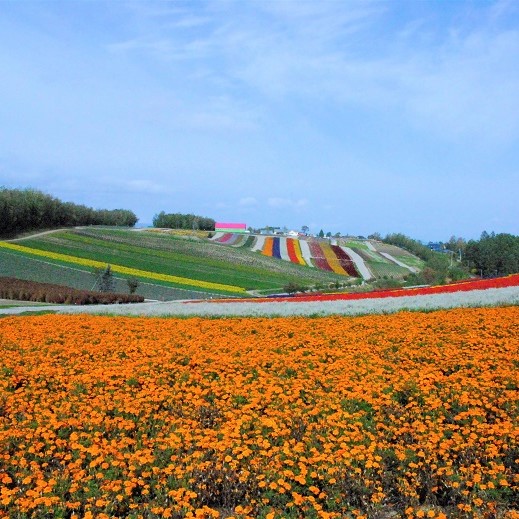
[152,211,215,231]
[380,231,519,281]
[381,232,457,285]
[0,188,138,236]
[464,232,519,277]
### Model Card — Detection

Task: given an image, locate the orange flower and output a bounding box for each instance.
[0,307,517,518]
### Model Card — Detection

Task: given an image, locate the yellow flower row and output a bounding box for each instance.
[0,241,246,294]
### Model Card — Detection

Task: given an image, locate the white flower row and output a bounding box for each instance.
[3,285,516,317]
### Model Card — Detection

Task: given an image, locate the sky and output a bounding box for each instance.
[1,0,518,241]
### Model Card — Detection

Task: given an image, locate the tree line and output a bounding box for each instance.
[0,188,138,237]
[464,232,519,277]
[152,211,215,231]
[379,232,458,285]
[379,231,519,282]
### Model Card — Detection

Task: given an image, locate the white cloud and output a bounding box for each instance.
[110,1,519,145]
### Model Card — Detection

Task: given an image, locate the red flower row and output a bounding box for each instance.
[193,274,519,304]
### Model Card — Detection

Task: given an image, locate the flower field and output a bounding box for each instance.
[0,249,222,302]
[210,274,519,305]
[0,277,144,305]
[0,308,518,519]
[0,242,246,296]
[4,229,346,296]
[211,234,416,280]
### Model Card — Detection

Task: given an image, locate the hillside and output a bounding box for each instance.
[0,227,425,300]
[210,231,423,280]
[0,228,350,299]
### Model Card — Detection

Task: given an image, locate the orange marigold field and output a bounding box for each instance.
[0,308,518,519]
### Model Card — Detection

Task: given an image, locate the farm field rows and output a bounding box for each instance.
[0,308,517,518]
[211,233,423,280]
[0,241,245,296]
[211,274,519,304]
[0,249,214,301]
[1,229,346,297]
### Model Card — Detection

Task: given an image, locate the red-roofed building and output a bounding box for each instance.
[215,222,248,233]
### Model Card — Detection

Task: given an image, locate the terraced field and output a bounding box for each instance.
[1,228,346,299]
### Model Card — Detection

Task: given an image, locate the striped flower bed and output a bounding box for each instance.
[251,235,265,252]
[252,237,361,276]
[286,238,306,266]
[331,245,359,277]
[214,234,414,280]
[298,239,314,267]
[212,233,251,247]
[342,246,373,280]
[241,235,256,248]
[307,241,333,271]
[214,232,235,244]
[278,237,291,261]
[261,237,274,257]
[320,242,347,275]
[271,237,282,259]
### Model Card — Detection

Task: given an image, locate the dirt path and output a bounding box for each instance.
[5,228,74,242]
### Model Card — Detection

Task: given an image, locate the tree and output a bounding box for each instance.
[445,235,466,258]
[383,232,466,285]
[127,277,140,295]
[283,281,307,294]
[318,229,325,238]
[301,225,309,235]
[153,211,215,231]
[464,233,519,277]
[98,265,115,293]
[0,187,138,237]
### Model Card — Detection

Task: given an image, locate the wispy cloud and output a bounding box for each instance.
[1,0,517,239]
[110,0,519,145]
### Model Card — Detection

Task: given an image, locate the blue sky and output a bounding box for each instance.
[1,0,518,241]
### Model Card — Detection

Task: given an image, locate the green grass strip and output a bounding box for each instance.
[0,242,246,294]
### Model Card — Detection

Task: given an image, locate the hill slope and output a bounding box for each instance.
[210,232,424,280]
[0,228,350,299]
